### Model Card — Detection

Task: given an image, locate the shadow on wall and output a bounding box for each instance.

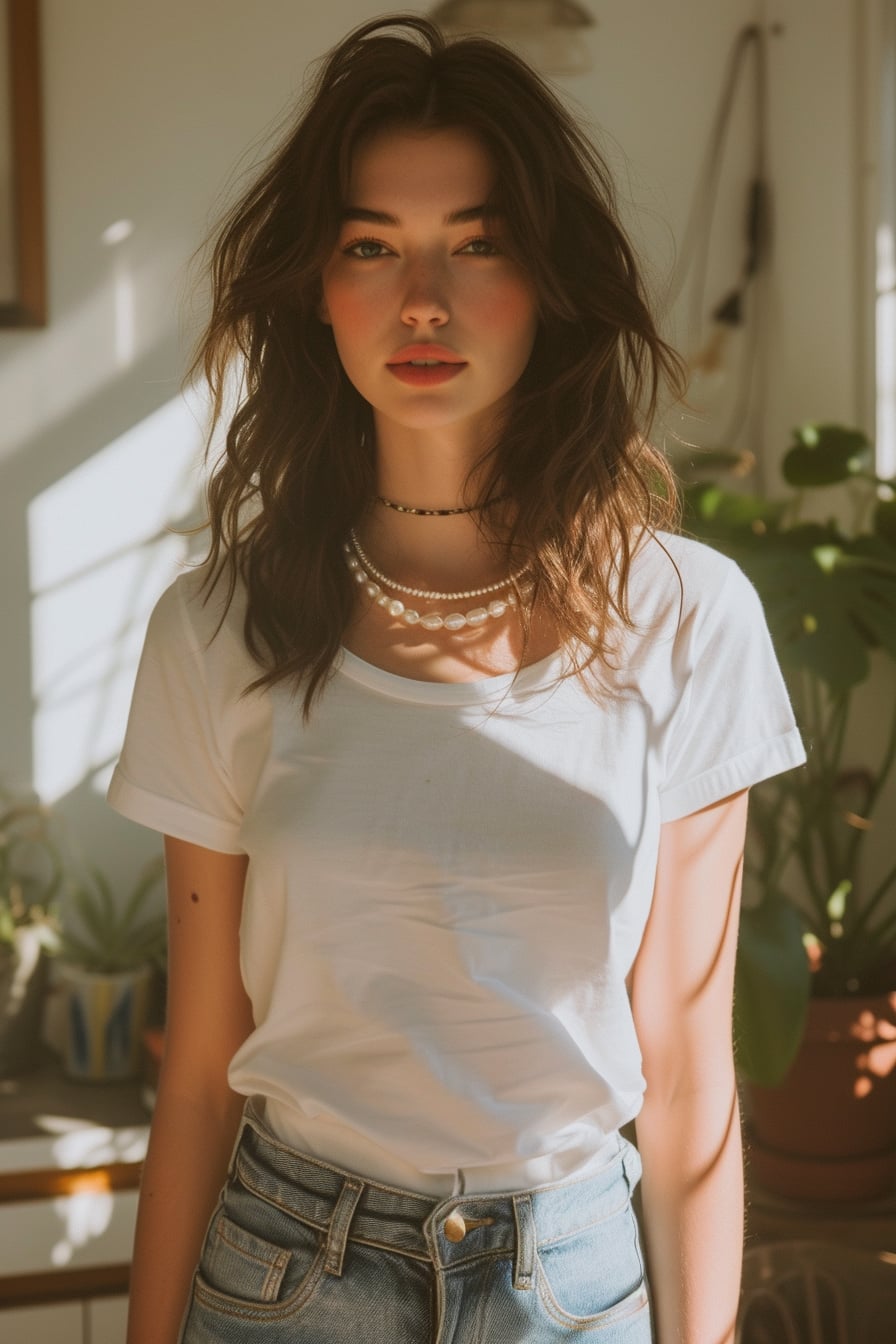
[0,332,208,887]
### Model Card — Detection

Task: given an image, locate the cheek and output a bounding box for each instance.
[321,281,385,386]
[479,283,539,359]
[322,280,376,336]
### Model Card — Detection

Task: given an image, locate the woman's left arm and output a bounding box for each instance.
[630,789,749,1344]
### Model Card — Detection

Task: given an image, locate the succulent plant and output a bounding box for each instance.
[59,855,167,975]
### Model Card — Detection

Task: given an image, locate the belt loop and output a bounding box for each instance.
[512,1193,536,1291]
[324,1178,364,1277]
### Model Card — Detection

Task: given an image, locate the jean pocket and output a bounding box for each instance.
[202,1213,293,1302]
[193,1190,327,1320]
[535,1199,650,1332]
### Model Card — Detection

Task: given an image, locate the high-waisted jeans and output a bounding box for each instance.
[178,1104,654,1343]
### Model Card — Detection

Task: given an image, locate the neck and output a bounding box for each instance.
[364,417,514,591]
[359,507,513,594]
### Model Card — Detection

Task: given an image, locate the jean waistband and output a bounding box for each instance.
[231,1101,642,1281]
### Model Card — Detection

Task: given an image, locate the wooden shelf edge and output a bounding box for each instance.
[0,1161,142,1204]
[0,1262,130,1308]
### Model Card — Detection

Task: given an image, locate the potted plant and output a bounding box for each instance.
[57,855,166,1081]
[682,423,896,1200]
[0,789,61,1076]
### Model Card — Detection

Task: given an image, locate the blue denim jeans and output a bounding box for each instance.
[178,1105,653,1342]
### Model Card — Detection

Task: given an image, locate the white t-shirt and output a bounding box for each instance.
[108,532,805,1195]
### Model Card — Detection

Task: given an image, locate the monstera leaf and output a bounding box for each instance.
[765,539,895,692]
[782,423,873,487]
[697,522,896,696]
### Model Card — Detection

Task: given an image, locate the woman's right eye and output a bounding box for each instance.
[343,238,390,259]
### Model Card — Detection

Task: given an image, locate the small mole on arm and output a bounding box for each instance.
[191,892,200,903]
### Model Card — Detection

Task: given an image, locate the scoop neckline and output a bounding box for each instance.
[336,644,568,705]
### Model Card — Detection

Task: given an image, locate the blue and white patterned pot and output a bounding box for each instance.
[60,964,153,1080]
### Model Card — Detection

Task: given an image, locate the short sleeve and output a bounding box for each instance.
[658,561,806,822]
[106,578,247,853]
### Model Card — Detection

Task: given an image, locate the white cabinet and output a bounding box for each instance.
[0,1296,129,1343]
[89,1295,129,1343]
[0,1301,83,1343]
[0,1190,140,1276]
[0,1122,147,1339]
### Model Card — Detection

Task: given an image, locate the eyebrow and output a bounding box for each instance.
[340,204,499,226]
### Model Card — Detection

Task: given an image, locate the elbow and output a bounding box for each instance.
[639,1044,738,1113]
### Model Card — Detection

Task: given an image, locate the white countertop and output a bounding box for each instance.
[0,1119,148,1175]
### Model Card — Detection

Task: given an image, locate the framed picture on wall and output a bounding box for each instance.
[0,0,45,326]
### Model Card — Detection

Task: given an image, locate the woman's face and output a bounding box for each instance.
[319,125,539,440]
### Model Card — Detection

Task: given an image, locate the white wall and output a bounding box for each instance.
[0,1,871,892]
[763,0,863,438]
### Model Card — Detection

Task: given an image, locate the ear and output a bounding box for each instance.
[317,293,332,324]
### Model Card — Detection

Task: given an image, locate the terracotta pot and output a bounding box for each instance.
[744,990,896,1201]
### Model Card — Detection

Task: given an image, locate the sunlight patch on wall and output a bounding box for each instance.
[0,233,189,466]
[101,218,137,368]
[28,392,208,803]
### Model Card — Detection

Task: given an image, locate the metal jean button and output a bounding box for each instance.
[443,1209,467,1242]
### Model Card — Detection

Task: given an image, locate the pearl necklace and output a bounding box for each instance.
[343,535,532,631]
[349,530,527,599]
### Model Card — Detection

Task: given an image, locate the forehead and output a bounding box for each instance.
[345,126,496,215]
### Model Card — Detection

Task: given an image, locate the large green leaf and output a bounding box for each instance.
[843,534,896,658]
[734,898,811,1085]
[782,423,872,487]
[683,483,787,536]
[706,527,896,694]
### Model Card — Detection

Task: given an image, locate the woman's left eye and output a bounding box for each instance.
[343,238,390,259]
[457,236,501,256]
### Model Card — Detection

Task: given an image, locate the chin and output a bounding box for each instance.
[372,402,487,433]
[371,392,516,438]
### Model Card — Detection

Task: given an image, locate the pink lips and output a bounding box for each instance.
[387,344,467,387]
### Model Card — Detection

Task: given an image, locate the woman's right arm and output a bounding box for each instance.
[127,838,253,1344]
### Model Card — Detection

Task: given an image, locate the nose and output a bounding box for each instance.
[399,258,450,328]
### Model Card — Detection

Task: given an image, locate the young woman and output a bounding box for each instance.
[109,15,805,1344]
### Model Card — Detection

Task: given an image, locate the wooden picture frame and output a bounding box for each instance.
[0,0,45,326]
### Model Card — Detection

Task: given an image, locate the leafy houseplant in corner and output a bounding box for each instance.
[0,790,61,1077]
[58,856,166,1081]
[684,424,896,1200]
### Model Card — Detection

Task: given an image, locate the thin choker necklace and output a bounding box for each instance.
[344,532,532,632]
[375,493,509,517]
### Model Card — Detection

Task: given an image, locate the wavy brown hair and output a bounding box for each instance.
[187,13,686,715]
